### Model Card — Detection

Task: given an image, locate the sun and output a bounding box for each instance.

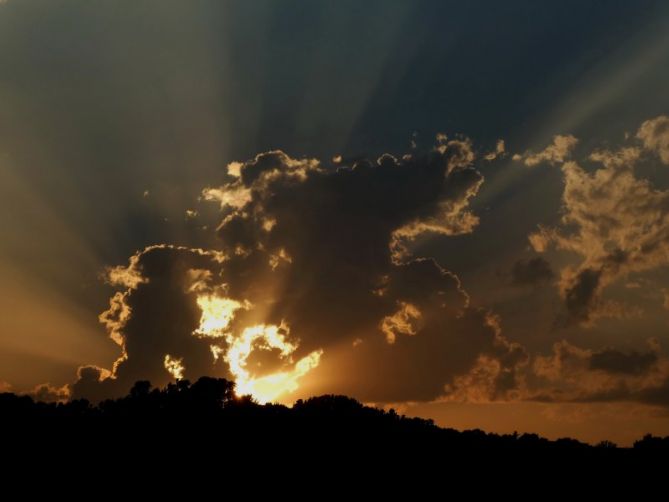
[193,294,322,404]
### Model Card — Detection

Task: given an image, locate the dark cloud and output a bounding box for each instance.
[511,257,554,287]
[636,382,669,407]
[72,245,228,401]
[203,145,527,402]
[532,339,669,406]
[562,268,602,324]
[589,348,658,376]
[71,143,528,404]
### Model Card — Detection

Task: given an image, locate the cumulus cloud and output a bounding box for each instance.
[72,244,230,401]
[514,134,578,167]
[33,120,669,410]
[529,121,669,324]
[44,120,669,410]
[637,115,669,164]
[202,144,527,402]
[71,141,527,404]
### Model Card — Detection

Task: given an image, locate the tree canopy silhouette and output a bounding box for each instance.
[2,377,667,460]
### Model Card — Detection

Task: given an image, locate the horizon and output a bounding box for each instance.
[4,374,666,449]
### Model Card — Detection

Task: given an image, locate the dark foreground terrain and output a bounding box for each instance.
[0,377,669,451]
[0,378,669,475]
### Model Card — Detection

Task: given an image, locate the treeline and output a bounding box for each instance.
[1,377,667,453]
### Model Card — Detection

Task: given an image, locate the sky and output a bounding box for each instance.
[2,0,669,445]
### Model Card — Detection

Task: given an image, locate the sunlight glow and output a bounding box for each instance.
[202,185,251,209]
[164,354,185,380]
[381,301,421,344]
[194,294,245,338]
[225,323,323,404]
[193,293,322,403]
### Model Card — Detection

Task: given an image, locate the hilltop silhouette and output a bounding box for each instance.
[2,377,667,465]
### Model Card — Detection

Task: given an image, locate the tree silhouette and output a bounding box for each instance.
[1,377,666,459]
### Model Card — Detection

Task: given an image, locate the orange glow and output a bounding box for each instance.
[194,294,245,338]
[381,301,421,344]
[224,323,322,403]
[193,295,323,403]
[164,354,185,379]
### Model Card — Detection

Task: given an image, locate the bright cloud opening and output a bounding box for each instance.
[193,294,322,404]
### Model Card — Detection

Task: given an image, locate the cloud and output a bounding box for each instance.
[484,139,506,161]
[205,144,529,402]
[440,312,528,402]
[73,125,669,409]
[589,348,658,376]
[72,244,230,401]
[511,257,554,287]
[38,120,669,411]
[380,301,422,344]
[529,120,669,324]
[637,115,669,164]
[531,339,669,406]
[29,383,70,403]
[8,381,71,404]
[514,135,578,167]
[562,267,604,324]
[71,141,527,404]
